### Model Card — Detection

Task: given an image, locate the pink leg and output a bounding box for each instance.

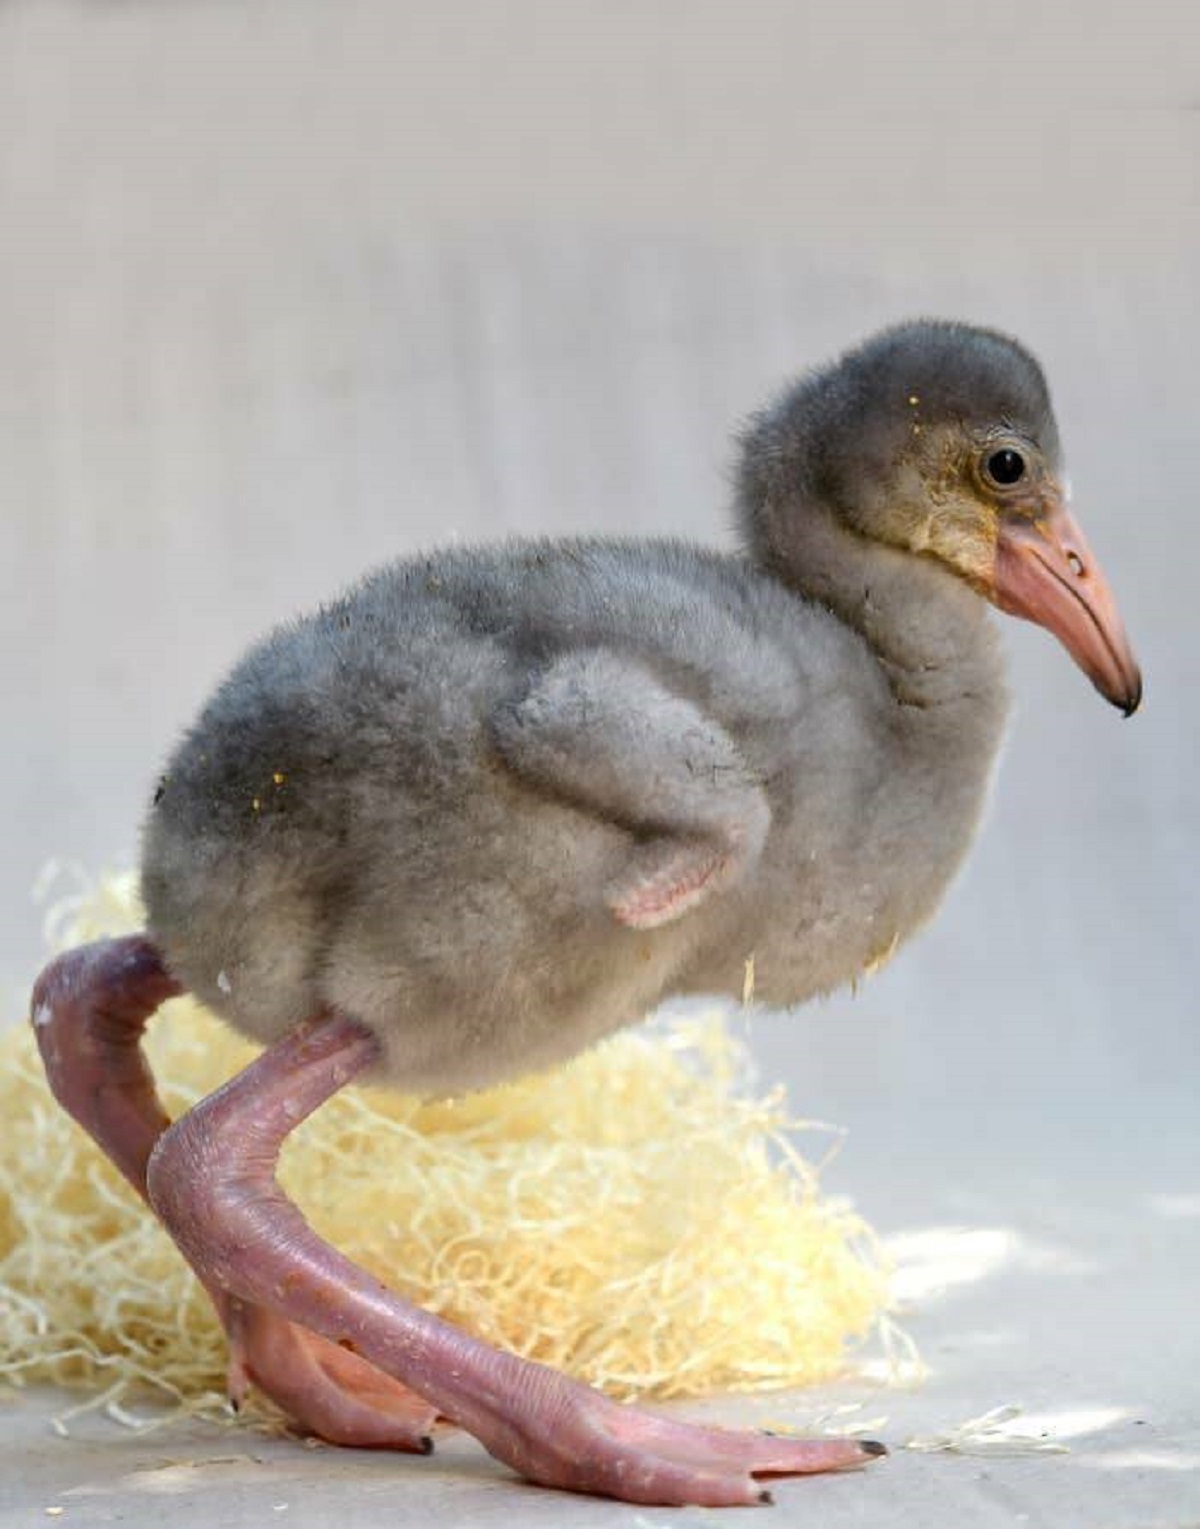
[32,937,182,1194]
[146,1012,886,1507]
[31,938,437,1450]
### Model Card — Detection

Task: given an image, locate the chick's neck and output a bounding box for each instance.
[744,492,1008,716]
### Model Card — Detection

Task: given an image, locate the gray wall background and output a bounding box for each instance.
[1,0,1196,1182]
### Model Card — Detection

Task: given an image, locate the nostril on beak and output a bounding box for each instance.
[1066,550,1086,579]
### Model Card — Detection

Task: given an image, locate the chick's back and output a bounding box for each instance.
[141,541,832,1092]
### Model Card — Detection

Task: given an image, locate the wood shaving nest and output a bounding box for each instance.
[1,867,896,1429]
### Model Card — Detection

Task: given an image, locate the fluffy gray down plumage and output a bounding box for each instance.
[142,320,1071,1093]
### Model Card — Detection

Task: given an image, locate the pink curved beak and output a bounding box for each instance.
[994,501,1142,715]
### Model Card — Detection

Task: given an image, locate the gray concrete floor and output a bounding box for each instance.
[2,1,1198,1524]
[8,1152,1200,1527]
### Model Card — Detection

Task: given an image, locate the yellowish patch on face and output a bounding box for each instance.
[894,425,1001,591]
[923,504,999,588]
[885,498,997,588]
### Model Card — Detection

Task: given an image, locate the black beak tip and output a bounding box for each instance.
[1121,673,1144,718]
[1101,671,1143,718]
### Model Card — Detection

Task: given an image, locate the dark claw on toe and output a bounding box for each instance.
[860,1439,888,1457]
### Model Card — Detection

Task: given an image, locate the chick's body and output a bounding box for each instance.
[41,320,1140,1506]
[143,535,1007,1093]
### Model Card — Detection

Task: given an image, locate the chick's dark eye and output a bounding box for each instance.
[986,448,1026,487]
